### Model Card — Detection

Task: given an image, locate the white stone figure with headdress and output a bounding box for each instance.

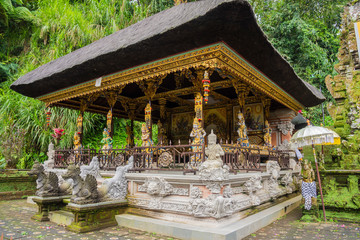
[203,129,224,170]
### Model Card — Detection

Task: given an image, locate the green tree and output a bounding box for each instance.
[248,0,348,125]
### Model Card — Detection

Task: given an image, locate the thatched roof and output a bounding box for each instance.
[11,0,325,107]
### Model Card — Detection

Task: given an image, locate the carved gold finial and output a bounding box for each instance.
[145,103,152,128]
[194,93,203,121]
[202,71,210,103]
[107,109,112,133]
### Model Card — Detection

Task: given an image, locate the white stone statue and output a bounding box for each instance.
[101,156,134,200]
[43,142,55,170]
[266,160,283,198]
[244,174,263,205]
[199,130,229,193]
[80,156,102,180]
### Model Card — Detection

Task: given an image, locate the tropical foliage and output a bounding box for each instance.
[0,0,175,168]
[0,0,351,168]
[249,0,349,124]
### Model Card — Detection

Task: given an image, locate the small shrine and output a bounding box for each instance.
[12,0,325,239]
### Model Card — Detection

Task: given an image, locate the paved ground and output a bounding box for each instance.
[0,200,179,240]
[0,199,359,240]
[243,207,360,240]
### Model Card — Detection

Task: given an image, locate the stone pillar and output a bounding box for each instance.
[76,111,84,146]
[268,108,296,147]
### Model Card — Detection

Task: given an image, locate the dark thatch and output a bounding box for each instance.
[11,0,325,107]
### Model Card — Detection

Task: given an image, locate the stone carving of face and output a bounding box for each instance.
[147,180,160,195]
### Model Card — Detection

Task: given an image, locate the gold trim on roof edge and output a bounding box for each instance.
[38,43,304,111]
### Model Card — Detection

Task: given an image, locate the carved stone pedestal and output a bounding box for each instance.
[65,200,127,233]
[301,197,320,220]
[32,195,71,221]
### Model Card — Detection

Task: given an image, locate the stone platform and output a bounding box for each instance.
[116,194,301,240]
[124,168,299,222]
[65,200,127,233]
[31,195,71,221]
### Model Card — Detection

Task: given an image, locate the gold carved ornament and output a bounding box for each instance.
[194,92,203,121]
[38,43,304,112]
[202,70,210,103]
[145,103,152,129]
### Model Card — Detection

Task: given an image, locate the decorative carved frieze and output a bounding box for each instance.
[137,177,189,196]
[244,174,262,205]
[281,171,295,194]
[39,43,303,112]
[277,121,295,136]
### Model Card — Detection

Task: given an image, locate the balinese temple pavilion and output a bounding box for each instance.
[11,1,326,238]
[11,0,324,170]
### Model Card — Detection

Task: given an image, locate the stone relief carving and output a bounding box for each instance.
[266,160,283,198]
[223,186,233,198]
[102,156,134,200]
[266,160,281,180]
[129,171,296,219]
[244,174,262,205]
[289,158,302,172]
[277,121,294,136]
[232,187,244,194]
[138,177,189,197]
[280,171,295,194]
[80,156,102,180]
[129,197,189,213]
[277,139,291,151]
[188,187,234,219]
[190,186,203,199]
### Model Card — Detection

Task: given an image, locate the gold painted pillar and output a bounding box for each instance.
[194,92,203,127]
[261,96,272,146]
[232,80,250,113]
[105,91,118,138]
[129,103,136,147]
[158,98,168,144]
[75,94,99,147]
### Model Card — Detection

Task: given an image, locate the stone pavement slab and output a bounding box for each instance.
[243,207,360,240]
[0,200,178,240]
[0,199,359,240]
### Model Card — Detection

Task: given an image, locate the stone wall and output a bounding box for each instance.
[0,170,36,200]
[325,1,360,169]
[326,1,360,137]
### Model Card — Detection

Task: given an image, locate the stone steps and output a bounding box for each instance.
[49,210,74,226]
[116,195,302,240]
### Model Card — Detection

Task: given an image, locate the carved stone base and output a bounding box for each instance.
[126,170,299,221]
[31,195,71,221]
[65,200,127,233]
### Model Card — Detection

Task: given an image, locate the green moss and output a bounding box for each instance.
[0,170,29,177]
[0,171,36,192]
[323,183,360,209]
[325,210,360,223]
[0,181,36,192]
[300,214,320,222]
